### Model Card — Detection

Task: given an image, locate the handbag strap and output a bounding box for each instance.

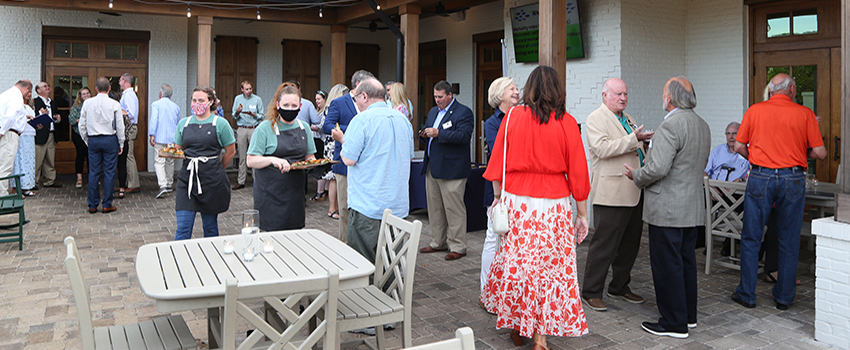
[500,107,514,199]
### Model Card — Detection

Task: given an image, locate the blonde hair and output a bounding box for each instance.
[324,84,350,112]
[266,82,301,123]
[488,77,515,108]
[388,82,411,112]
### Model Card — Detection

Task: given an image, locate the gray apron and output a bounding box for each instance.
[175,116,231,214]
[253,120,308,231]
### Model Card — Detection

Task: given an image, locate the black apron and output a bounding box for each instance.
[175,116,231,214]
[254,120,308,231]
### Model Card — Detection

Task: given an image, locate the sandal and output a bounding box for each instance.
[764,272,801,285]
[75,178,83,188]
[328,211,339,220]
[117,189,125,199]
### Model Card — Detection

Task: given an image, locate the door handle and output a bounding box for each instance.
[835,136,841,161]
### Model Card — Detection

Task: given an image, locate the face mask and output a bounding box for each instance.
[192,102,210,116]
[278,108,300,122]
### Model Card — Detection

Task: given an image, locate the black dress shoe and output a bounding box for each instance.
[775,301,789,310]
[640,322,688,339]
[44,183,63,188]
[731,293,756,308]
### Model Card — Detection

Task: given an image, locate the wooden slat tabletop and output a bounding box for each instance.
[136,229,374,313]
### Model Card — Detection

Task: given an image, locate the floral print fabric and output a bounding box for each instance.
[482,192,588,338]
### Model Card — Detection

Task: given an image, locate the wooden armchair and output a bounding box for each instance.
[0,174,28,250]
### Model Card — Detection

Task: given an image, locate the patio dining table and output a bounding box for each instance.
[135,229,375,348]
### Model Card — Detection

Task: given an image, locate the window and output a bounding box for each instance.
[767,8,817,38]
[54,42,89,58]
[106,44,140,60]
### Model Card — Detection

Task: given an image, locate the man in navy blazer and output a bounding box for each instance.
[323,69,374,244]
[418,80,474,260]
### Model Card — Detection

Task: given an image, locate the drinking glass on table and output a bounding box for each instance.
[242,210,259,261]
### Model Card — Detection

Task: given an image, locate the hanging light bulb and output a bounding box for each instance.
[319,5,323,18]
[108,0,113,9]
[187,4,192,18]
[256,7,261,20]
[377,3,381,10]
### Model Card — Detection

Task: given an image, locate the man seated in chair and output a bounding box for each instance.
[700,121,750,254]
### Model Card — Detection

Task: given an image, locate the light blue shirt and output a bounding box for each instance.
[120,88,139,124]
[342,102,414,220]
[148,97,181,145]
[705,143,750,181]
[427,98,455,156]
[296,98,321,138]
[232,94,264,127]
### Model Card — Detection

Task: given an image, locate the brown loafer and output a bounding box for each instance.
[582,297,607,311]
[102,206,117,213]
[88,208,98,214]
[125,187,140,194]
[419,246,448,254]
[444,251,466,260]
[232,183,245,190]
[606,291,645,304]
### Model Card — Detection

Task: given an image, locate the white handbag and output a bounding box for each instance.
[490,107,513,236]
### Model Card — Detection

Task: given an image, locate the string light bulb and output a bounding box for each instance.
[319,5,323,18]
[187,4,191,18]
[109,0,113,8]
[377,3,381,10]
[256,7,261,20]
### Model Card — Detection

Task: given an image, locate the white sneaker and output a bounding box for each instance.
[156,188,168,199]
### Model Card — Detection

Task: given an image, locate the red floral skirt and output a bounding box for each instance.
[481,192,588,338]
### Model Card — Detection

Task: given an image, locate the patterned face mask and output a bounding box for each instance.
[191,102,210,116]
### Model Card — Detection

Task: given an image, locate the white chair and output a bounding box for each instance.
[335,208,423,350]
[221,269,339,350]
[704,177,762,275]
[64,236,197,350]
[401,327,474,350]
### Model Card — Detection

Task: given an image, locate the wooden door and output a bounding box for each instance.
[753,48,839,182]
[345,43,380,84]
[476,39,502,163]
[281,40,321,101]
[417,40,447,150]
[215,36,258,126]
[44,66,93,173]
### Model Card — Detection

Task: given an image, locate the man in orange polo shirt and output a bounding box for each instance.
[731,73,825,311]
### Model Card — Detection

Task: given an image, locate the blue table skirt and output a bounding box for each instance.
[409,161,487,232]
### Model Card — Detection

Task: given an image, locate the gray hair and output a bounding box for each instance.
[160,84,173,98]
[768,75,794,93]
[354,78,385,100]
[667,76,697,109]
[350,70,375,88]
[601,77,624,94]
[726,121,740,130]
[120,73,134,86]
[488,77,515,108]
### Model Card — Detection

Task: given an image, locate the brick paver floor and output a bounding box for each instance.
[0,173,833,349]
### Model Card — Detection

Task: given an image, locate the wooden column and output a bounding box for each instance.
[539,0,566,81]
[401,4,421,131]
[197,16,213,87]
[331,25,348,86]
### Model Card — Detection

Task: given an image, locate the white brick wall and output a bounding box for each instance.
[813,218,850,350]
[685,0,748,147]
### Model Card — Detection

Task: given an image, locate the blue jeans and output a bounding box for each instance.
[87,135,119,209]
[174,210,219,240]
[735,166,805,305]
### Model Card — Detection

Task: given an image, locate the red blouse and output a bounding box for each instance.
[483,106,590,201]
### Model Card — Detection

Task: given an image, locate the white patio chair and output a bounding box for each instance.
[334,208,423,350]
[64,236,197,350]
[221,268,339,350]
[401,327,474,350]
[704,177,762,275]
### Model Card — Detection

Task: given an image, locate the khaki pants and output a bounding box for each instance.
[0,132,20,195]
[35,133,56,186]
[336,173,349,243]
[425,167,468,254]
[126,139,139,188]
[153,143,175,189]
[236,127,255,185]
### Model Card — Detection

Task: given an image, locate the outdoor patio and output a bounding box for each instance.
[0,172,833,349]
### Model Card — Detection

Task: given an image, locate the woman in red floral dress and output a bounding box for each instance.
[482,65,590,350]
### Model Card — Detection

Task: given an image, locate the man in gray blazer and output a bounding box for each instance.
[625,76,710,339]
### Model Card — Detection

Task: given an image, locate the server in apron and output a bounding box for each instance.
[173,86,236,240]
[247,82,316,231]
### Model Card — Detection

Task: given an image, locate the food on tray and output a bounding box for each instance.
[290,158,333,167]
[158,145,185,159]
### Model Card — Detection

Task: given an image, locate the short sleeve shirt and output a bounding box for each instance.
[247,119,316,156]
[736,94,823,169]
[175,115,236,148]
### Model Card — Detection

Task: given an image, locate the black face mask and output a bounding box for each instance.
[278,108,300,122]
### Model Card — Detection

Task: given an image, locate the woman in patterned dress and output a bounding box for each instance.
[482,65,591,350]
[318,84,349,219]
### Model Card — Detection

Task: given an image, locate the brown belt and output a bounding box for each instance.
[239,125,257,129]
[6,129,21,136]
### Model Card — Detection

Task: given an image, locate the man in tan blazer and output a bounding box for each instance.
[582,78,654,312]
